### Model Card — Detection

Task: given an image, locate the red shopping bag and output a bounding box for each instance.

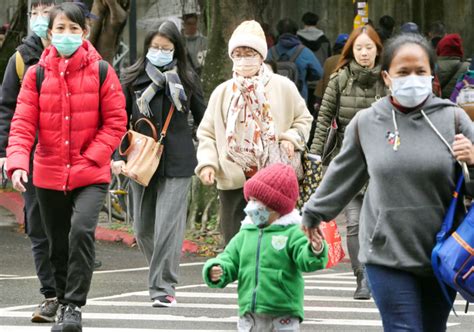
[320,220,345,268]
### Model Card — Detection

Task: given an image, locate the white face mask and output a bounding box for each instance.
[232,56,262,77]
[388,73,433,108]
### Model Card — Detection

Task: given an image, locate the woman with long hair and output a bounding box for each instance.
[112,21,206,308]
[310,25,386,300]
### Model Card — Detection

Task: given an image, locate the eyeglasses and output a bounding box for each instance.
[231,50,259,59]
[150,47,174,55]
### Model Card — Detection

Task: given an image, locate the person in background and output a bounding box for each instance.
[0,0,58,324]
[428,21,447,49]
[7,3,127,331]
[400,22,419,34]
[450,56,474,105]
[114,21,206,308]
[203,163,328,332]
[267,18,323,104]
[375,15,395,44]
[303,32,474,332]
[261,22,276,48]
[297,11,331,68]
[0,25,6,48]
[196,20,312,245]
[182,13,207,76]
[436,33,470,99]
[311,25,386,300]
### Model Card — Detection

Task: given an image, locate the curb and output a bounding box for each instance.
[0,191,199,254]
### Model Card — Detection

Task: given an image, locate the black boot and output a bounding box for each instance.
[354,269,371,300]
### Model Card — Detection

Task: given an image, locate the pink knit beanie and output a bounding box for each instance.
[243,164,299,216]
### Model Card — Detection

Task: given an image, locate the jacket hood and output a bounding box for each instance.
[16,34,44,65]
[297,27,324,41]
[39,40,102,70]
[278,33,301,49]
[241,210,301,228]
[348,60,382,88]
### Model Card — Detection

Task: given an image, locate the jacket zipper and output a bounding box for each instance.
[251,228,264,312]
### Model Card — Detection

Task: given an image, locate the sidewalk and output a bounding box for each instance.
[0,191,198,254]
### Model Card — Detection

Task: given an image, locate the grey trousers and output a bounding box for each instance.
[217,188,247,245]
[131,176,191,300]
[343,193,364,273]
[238,313,300,332]
[23,176,56,299]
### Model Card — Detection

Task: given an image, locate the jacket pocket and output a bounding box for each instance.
[369,206,444,269]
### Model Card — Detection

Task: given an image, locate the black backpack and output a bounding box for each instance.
[35,60,109,93]
[270,44,305,90]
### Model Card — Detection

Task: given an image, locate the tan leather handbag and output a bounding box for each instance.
[119,105,175,186]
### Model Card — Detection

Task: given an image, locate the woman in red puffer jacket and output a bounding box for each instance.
[6,3,126,331]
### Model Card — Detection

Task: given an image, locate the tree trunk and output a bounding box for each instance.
[0,0,27,81]
[90,0,130,64]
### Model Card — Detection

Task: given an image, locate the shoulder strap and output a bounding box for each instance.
[455,108,460,134]
[270,47,280,61]
[98,60,108,87]
[36,65,44,94]
[15,51,25,84]
[289,44,305,63]
[159,104,175,143]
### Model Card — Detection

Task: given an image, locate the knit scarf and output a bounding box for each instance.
[136,60,187,117]
[226,64,275,171]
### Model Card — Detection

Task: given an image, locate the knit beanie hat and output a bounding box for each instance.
[228,20,268,59]
[243,163,299,216]
[436,33,464,58]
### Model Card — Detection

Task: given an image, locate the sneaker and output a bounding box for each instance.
[152,295,177,307]
[94,259,102,270]
[51,303,82,332]
[31,298,59,323]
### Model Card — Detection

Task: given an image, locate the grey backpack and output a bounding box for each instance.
[270,45,305,90]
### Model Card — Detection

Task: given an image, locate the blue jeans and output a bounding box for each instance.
[366,264,455,332]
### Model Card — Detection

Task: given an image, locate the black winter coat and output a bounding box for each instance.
[122,68,206,178]
[0,35,44,157]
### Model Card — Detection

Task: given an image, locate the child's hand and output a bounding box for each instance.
[210,265,223,282]
[309,226,324,253]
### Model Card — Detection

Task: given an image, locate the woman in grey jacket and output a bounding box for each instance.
[303,33,474,331]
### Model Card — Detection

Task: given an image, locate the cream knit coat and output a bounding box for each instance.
[195,73,313,190]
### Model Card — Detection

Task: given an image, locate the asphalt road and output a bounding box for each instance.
[1,207,473,331]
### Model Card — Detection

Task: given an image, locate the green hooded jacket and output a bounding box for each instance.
[202,210,328,320]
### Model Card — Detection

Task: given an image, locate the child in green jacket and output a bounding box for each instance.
[202,163,328,331]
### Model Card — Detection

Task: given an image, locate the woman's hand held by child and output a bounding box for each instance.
[280,140,295,159]
[210,265,223,282]
[310,226,324,253]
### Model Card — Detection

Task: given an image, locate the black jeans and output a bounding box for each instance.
[36,184,107,307]
[23,175,56,299]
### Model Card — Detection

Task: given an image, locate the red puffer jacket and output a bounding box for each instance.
[7,40,127,191]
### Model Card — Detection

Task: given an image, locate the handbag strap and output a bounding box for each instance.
[158,104,175,143]
[134,118,158,141]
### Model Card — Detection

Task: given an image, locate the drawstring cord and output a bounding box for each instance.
[391,109,401,151]
[421,110,470,182]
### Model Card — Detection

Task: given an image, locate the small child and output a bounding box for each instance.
[202,163,328,332]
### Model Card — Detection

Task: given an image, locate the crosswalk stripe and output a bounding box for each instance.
[0,327,233,332]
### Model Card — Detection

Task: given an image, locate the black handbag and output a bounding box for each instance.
[321,91,341,166]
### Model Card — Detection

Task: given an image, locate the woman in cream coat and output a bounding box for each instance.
[196,20,313,244]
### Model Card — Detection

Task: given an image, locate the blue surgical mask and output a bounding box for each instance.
[146,48,174,67]
[244,200,270,227]
[51,33,83,56]
[388,73,433,108]
[30,16,49,39]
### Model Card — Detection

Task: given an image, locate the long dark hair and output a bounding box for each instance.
[121,21,195,95]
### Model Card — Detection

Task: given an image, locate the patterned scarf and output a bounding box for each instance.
[226,64,275,171]
[136,60,187,117]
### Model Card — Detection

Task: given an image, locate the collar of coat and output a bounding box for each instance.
[240,209,301,229]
